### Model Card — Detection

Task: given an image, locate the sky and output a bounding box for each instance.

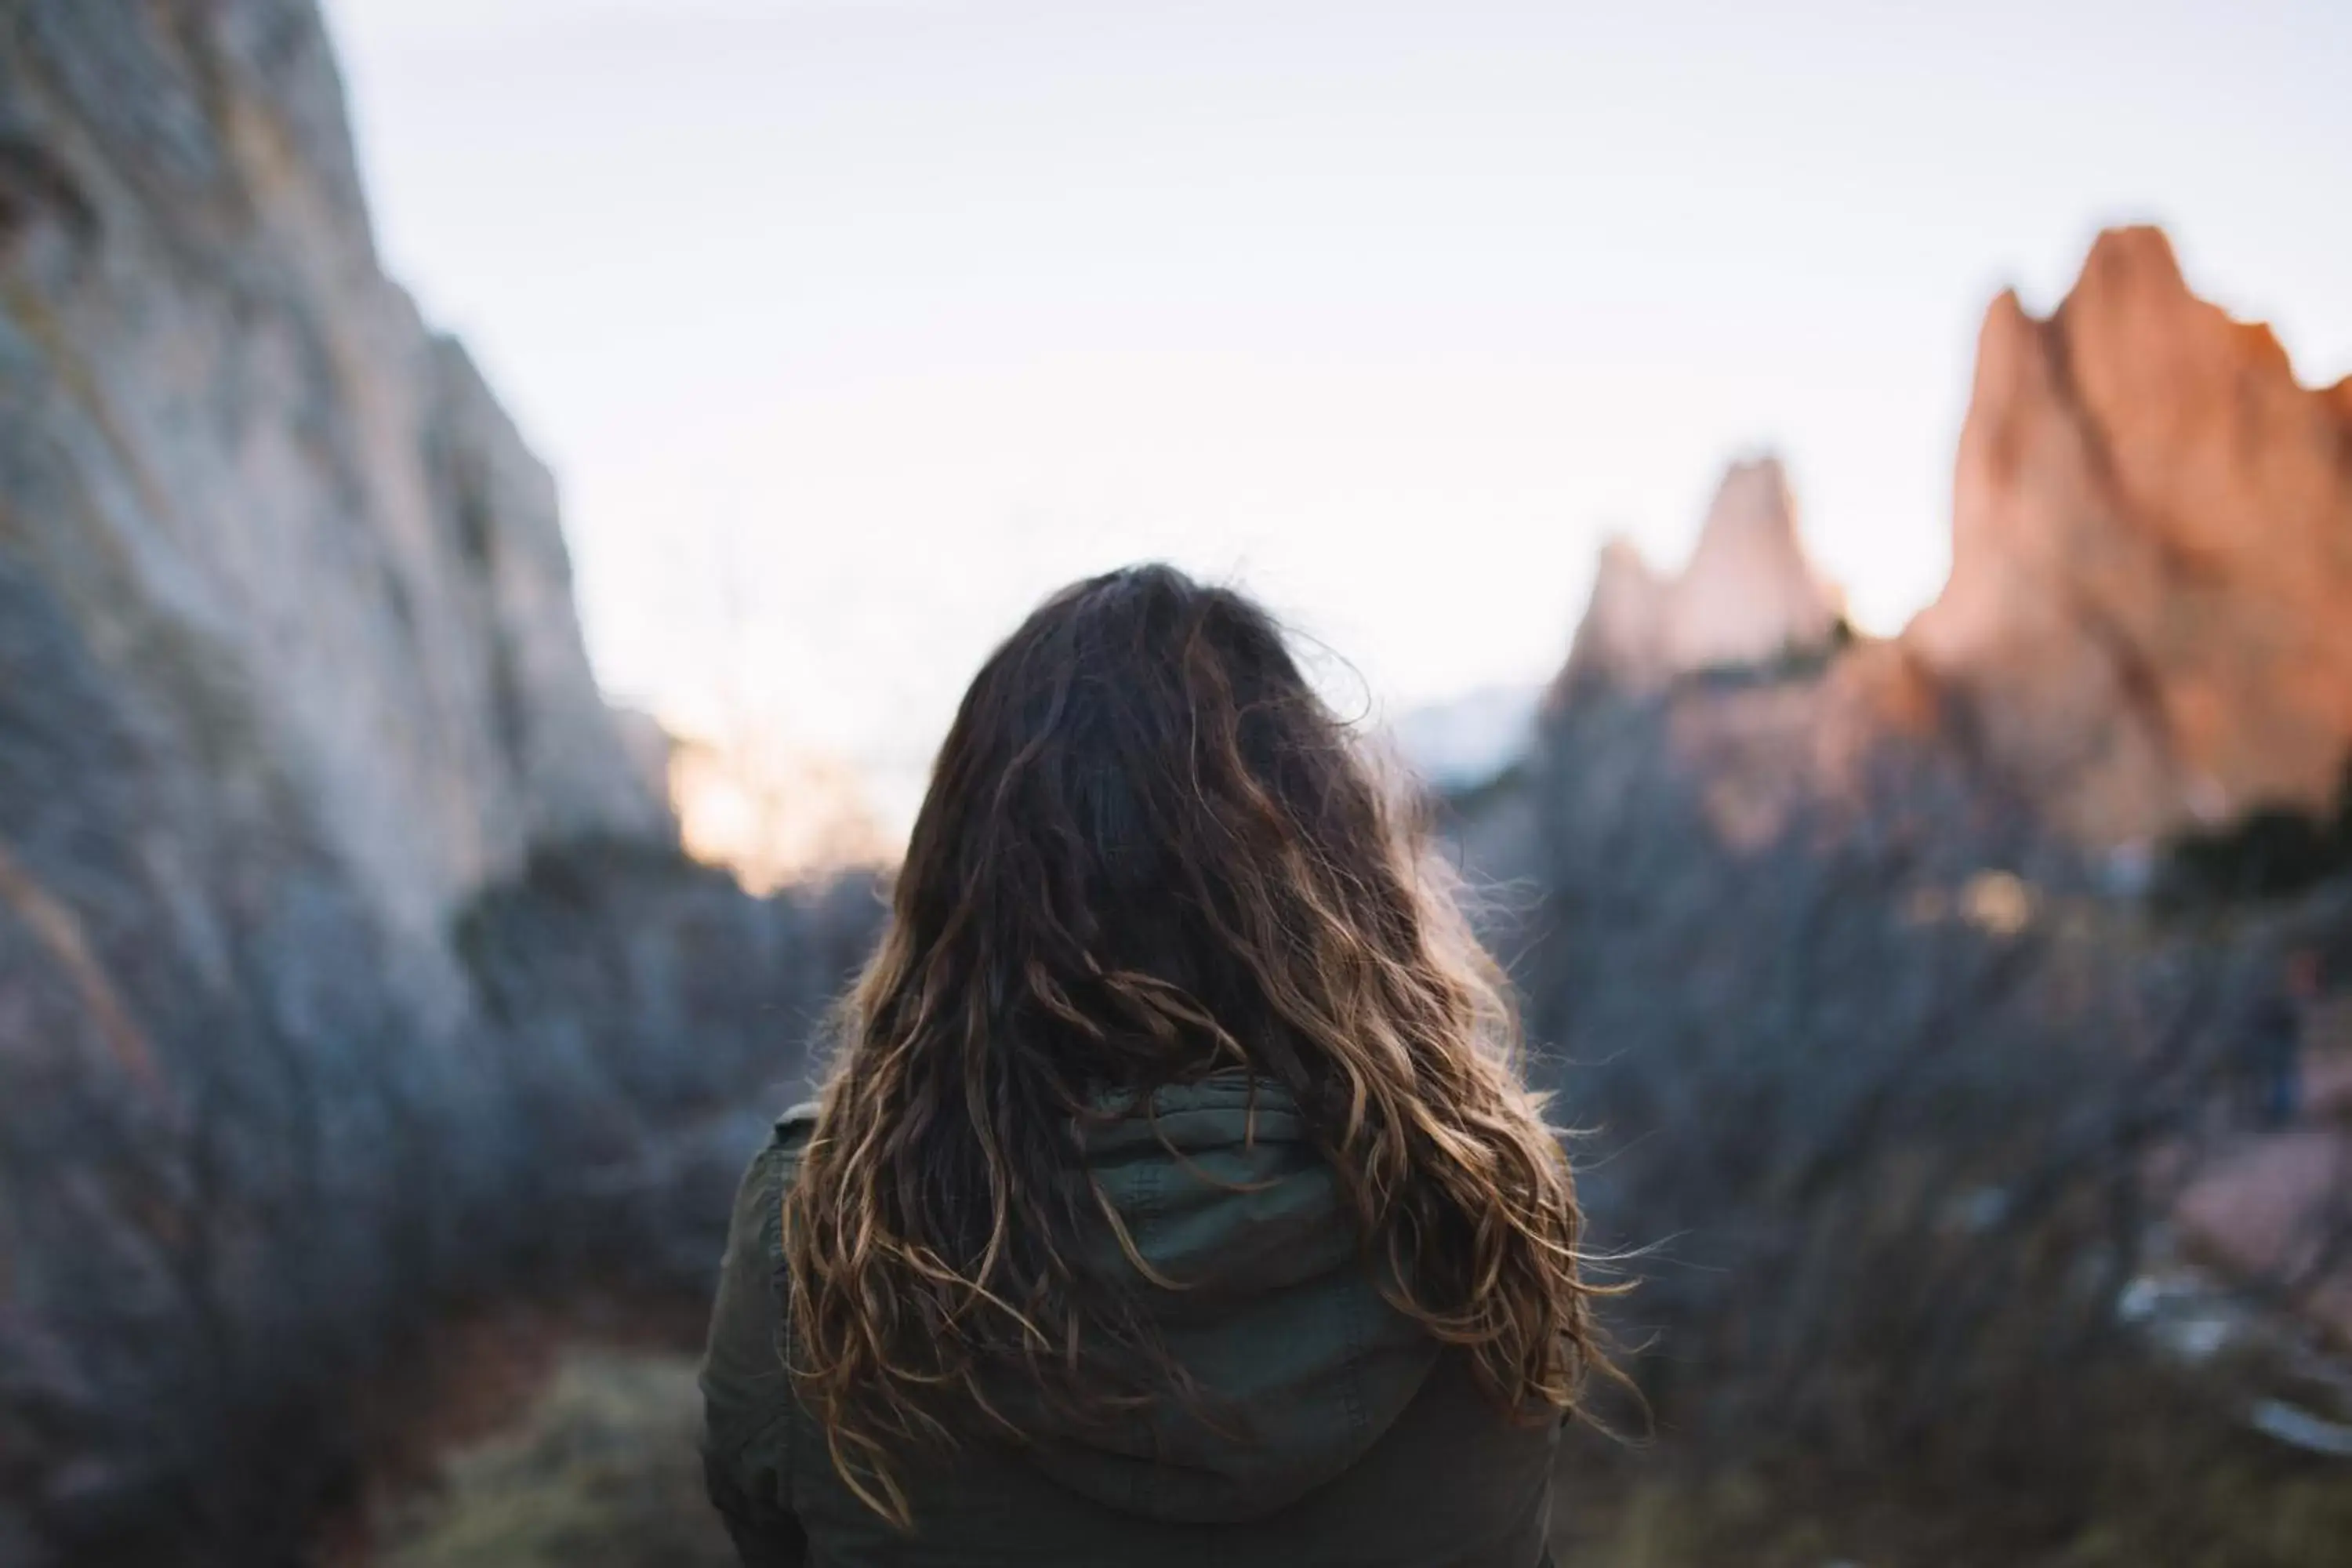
[321,0,2352,828]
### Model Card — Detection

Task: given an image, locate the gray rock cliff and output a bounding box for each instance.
[0,6,750,1560]
[0,0,663,985]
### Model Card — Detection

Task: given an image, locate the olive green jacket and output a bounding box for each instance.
[699,1076,1559,1566]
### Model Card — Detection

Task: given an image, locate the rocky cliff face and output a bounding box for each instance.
[0,8,794,1562]
[0,0,663,985]
[1911,227,2352,845]
[1561,456,1845,697]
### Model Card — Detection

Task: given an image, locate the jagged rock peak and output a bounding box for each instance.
[1907,223,2352,844]
[1560,456,1845,697]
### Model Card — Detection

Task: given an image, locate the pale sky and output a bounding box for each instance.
[322,0,2352,826]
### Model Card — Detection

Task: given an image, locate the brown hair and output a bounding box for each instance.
[783,564,1614,1522]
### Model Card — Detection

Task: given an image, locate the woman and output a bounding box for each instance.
[701,565,1613,1566]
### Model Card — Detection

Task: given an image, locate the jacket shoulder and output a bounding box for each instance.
[699,1106,820,1479]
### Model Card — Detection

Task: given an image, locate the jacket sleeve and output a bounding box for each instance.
[700,1137,808,1567]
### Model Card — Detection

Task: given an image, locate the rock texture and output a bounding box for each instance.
[1561,456,1846,697]
[0,6,797,1562]
[0,0,663,982]
[1910,227,2352,845]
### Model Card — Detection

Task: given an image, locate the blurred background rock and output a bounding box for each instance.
[0,4,877,1559]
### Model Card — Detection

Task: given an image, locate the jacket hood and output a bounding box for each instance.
[1001,1073,1441,1524]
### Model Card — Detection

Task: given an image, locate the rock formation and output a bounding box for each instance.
[1909,226,2352,845]
[0,0,664,992]
[0,8,814,1561]
[1421,459,1869,866]
[1541,230,2352,854]
[1561,456,1846,697]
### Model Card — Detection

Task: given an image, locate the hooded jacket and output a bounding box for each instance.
[699,1075,1560,1567]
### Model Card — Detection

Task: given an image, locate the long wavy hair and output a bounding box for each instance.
[783,564,1613,1523]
